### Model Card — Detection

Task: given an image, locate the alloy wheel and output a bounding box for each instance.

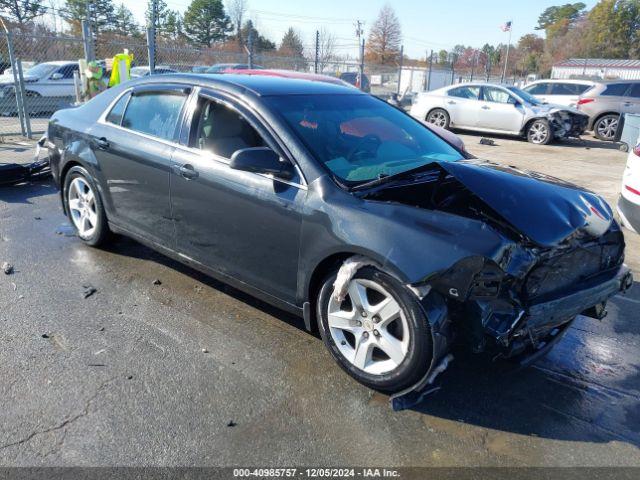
[68,177,98,238]
[427,111,448,128]
[327,278,410,375]
[529,122,549,144]
[597,116,618,140]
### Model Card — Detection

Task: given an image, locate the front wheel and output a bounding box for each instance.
[426,108,450,130]
[317,267,433,393]
[527,119,553,145]
[63,166,111,247]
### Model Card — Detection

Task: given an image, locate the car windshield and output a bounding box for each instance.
[506,86,543,105]
[267,94,463,184]
[25,63,57,78]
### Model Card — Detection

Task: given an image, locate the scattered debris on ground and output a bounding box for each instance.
[202,348,209,354]
[152,279,162,286]
[227,420,237,427]
[82,285,97,299]
[41,333,50,339]
[479,138,496,146]
[0,160,51,187]
[2,262,14,275]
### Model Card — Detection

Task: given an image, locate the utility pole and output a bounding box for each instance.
[396,45,404,95]
[426,50,433,91]
[148,0,157,74]
[247,28,254,69]
[314,30,320,74]
[501,21,513,83]
[355,20,365,91]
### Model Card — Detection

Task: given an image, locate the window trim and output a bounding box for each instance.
[180,87,308,188]
[481,86,517,104]
[98,85,191,145]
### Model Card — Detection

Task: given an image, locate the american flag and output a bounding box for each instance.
[501,21,512,32]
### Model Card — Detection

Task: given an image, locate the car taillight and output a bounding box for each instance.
[634,144,640,157]
[626,185,640,196]
[577,98,595,106]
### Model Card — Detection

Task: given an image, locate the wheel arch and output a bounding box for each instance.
[303,250,409,333]
[521,116,547,137]
[425,107,450,122]
[591,111,620,130]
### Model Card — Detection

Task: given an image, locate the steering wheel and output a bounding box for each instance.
[346,134,382,163]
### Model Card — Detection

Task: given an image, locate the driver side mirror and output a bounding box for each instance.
[50,72,64,80]
[230,147,295,181]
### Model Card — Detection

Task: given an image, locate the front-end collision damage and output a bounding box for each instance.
[544,108,588,139]
[356,158,632,388]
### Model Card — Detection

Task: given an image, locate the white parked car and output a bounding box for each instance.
[522,79,596,107]
[0,61,79,98]
[410,83,589,145]
[618,136,640,233]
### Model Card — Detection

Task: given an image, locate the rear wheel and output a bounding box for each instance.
[527,119,553,145]
[63,166,111,247]
[317,267,433,393]
[426,108,450,129]
[594,114,619,141]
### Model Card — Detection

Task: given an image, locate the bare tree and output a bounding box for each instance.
[366,3,402,65]
[227,0,247,39]
[317,27,336,72]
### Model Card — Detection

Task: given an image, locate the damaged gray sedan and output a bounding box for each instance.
[410,83,588,145]
[45,74,631,396]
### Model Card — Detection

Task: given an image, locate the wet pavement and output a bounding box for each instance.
[0,134,639,466]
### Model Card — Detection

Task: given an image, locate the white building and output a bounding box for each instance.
[552,59,640,81]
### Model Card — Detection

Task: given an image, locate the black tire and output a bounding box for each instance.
[62,165,111,247]
[594,114,620,141]
[316,266,433,393]
[527,119,553,145]
[426,108,450,130]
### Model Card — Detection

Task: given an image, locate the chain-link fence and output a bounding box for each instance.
[0,23,524,146]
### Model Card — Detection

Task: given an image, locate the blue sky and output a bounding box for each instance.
[129,0,599,59]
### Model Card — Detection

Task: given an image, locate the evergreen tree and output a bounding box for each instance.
[112,3,139,36]
[0,0,45,27]
[183,0,231,47]
[65,0,116,34]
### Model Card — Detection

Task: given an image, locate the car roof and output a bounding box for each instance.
[528,79,596,85]
[222,69,353,87]
[41,60,77,66]
[135,72,362,96]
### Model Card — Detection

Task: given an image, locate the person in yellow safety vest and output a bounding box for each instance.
[108,51,134,87]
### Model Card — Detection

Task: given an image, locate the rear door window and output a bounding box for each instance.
[627,84,640,98]
[121,90,188,141]
[602,83,632,96]
[524,83,548,95]
[448,86,480,99]
[105,92,131,126]
[550,83,582,95]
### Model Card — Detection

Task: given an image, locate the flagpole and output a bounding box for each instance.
[501,22,512,83]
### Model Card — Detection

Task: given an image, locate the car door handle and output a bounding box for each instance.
[481,106,491,110]
[447,100,456,105]
[173,163,199,180]
[624,102,633,107]
[95,137,109,150]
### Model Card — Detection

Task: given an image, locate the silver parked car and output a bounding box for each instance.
[522,79,596,107]
[576,80,640,141]
[410,83,589,145]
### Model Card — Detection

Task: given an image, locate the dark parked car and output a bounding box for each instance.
[44,74,632,394]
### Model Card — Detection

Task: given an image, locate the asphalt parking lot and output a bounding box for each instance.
[1,132,639,467]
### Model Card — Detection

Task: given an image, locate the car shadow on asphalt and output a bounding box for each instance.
[102,235,310,334]
[0,178,57,203]
[411,322,640,447]
[456,130,623,151]
[101,228,640,449]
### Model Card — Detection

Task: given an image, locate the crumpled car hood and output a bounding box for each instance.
[439,160,613,247]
